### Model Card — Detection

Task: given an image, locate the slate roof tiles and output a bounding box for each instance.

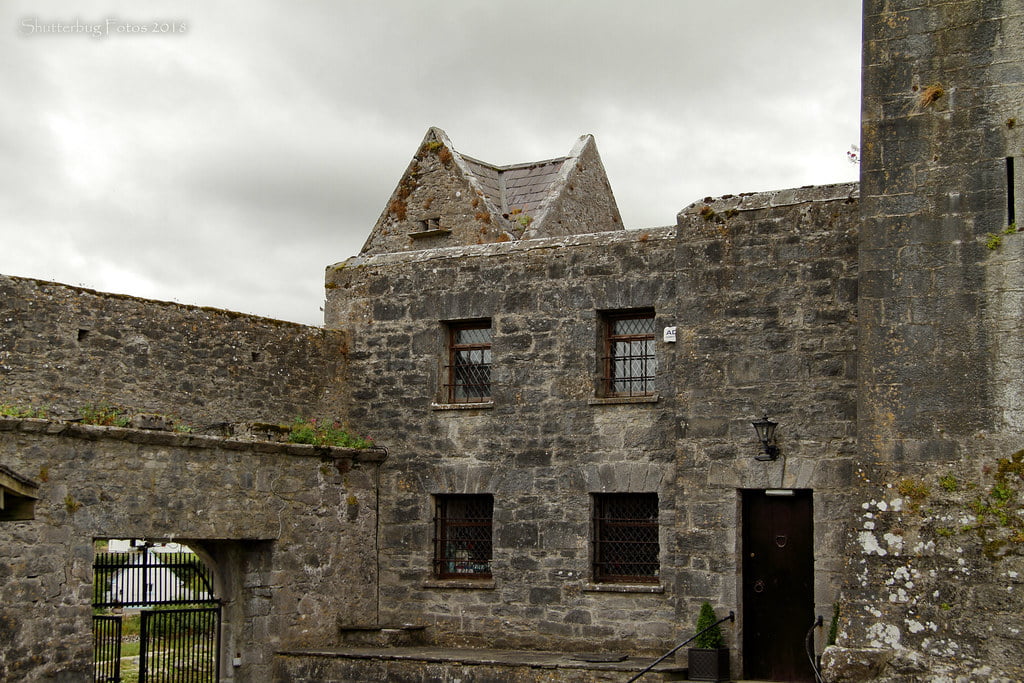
[461,155,569,218]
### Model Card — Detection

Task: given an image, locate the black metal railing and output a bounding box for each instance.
[626,610,735,683]
[806,614,825,683]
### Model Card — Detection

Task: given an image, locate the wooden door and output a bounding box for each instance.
[742,489,815,681]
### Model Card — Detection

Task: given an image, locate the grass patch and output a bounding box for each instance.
[288,417,373,448]
[0,403,47,418]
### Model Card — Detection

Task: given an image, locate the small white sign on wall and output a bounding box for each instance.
[663,326,677,343]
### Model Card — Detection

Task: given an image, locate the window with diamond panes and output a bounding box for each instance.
[601,311,655,397]
[592,493,659,583]
[445,321,492,403]
[433,494,493,579]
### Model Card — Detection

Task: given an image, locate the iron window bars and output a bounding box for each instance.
[593,493,659,583]
[445,321,493,403]
[433,494,493,579]
[601,311,656,397]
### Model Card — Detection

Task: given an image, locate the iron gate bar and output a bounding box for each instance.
[94,550,217,608]
[92,614,122,683]
[139,607,221,683]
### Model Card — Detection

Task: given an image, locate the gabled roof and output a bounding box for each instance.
[359,127,623,255]
[460,154,569,225]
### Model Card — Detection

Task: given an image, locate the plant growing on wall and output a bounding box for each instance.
[288,417,373,449]
[896,478,930,513]
[986,223,1017,250]
[0,403,47,418]
[79,403,131,427]
[970,450,1024,557]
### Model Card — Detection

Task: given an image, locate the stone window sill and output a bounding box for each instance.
[583,582,664,594]
[588,394,659,406]
[422,578,496,590]
[409,228,452,239]
[431,401,495,411]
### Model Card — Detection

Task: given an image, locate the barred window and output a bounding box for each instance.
[593,493,659,583]
[600,311,656,396]
[445,321,492,403]
[433,494,493,579]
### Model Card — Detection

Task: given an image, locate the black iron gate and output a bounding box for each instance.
[93,615,122,683]
[139,607,221,682]
[92,544,221,683]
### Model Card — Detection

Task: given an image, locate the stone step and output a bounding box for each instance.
[276,646,701,682]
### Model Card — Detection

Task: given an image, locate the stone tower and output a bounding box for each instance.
[828,1,1024,679]
[859,0,1024,475]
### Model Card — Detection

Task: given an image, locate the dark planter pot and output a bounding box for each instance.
[687,647,730,682]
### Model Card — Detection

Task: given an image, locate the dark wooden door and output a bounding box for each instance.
[742,490,815,681]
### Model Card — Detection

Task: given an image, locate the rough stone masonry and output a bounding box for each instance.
[2,0,1024,680]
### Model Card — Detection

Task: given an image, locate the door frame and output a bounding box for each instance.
[740,488,815,682]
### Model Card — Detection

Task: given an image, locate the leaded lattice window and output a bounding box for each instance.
[600,311,656,396]
[433,494,493,579]
[592,493,659,583]
[445,321,492,403]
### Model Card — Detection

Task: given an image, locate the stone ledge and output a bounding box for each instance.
[408,228,452,239]
[430,401,495,411]
[421,578,496,590]
[583,583,665,594]
[0,417,387,462]
[588,394,660,406]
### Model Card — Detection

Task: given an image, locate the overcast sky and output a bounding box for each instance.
[1,1,861,326]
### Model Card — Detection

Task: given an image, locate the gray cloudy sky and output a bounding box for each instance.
[1,1,861,326]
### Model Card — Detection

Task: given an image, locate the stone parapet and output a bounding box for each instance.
[0,274,349,425]
[678,182,859,222]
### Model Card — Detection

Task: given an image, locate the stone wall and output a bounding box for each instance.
[673,183,861,642]
[0,274,348,427]
[327,227,683,653]
[324,181,861,661]
[0,417,382,682]
[826,0,1024,680]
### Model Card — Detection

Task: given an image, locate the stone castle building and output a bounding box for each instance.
[2,1,1023,681]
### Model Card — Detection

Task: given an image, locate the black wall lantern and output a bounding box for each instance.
[751,414,779,461]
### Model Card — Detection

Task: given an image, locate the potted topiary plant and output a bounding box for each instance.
[687,602,731,682]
